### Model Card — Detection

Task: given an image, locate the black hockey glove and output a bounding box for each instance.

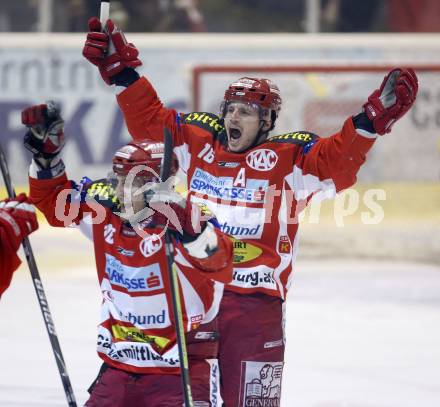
[22,101,65,168]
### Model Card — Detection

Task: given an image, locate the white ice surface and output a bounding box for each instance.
[1,259,439,407]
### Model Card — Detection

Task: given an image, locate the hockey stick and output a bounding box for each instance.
[0,143,77,407]
[100,0,117,54]
[100,0,110,23]
[161,128,194,407]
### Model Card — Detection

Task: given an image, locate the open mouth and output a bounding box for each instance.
[229,128,242,140]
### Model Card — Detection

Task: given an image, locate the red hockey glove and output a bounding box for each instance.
[83,17,142,85]
[149,189,230,271]
[183,224,233,276]
[82,17,108,66]
[363,68,418,135]
[22,102,65,166]
[0,193,38,251]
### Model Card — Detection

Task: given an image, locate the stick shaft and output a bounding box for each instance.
[99,0,116,54]
[162,129,194,407]
[100,0,110,24]
[164,237,193,406]
[0,144,77,407]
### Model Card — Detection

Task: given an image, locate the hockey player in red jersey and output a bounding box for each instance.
[0,193,38,297]
[23,103,233,406]
[82,18,419,406]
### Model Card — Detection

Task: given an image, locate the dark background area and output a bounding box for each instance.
[0,0,439,33]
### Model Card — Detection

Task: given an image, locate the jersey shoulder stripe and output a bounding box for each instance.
[84,179,119,211]
[266,131,319,147]
[182,111,226,140]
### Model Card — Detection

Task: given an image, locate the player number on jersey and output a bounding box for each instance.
[197,143,215,164]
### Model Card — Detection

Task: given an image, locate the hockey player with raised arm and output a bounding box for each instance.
[82,18,419,406]
[23,103,233,406]
[0,193,38,297]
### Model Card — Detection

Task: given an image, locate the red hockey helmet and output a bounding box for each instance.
[223,77,282,116]
[112,140,178,179]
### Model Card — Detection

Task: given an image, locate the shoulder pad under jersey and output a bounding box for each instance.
[266,131,319,148]
[182,112,226,140]
[84,179,120,212]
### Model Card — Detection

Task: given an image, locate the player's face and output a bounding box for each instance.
[115,174,148,214]
[224,102,271,153]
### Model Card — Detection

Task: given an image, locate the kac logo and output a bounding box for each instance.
[139,235,163,258]
[246,149,278,171]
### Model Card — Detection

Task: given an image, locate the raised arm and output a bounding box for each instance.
[22,103,106,229]
[290,68,418,196]
[82,17,180,143]
[116,77,180,143]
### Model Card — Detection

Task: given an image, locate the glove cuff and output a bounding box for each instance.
[29,156,65,180]
[110,67,140,87]
[353,111,376,135]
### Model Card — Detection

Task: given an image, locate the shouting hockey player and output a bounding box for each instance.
[0,193,38,297]
[23,103,233,406]
[82,18,419,406]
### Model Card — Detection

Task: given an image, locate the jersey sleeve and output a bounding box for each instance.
[29,164,108,233]
[117,77,226,178]
[173,228,233,326]
[290,117,376,200]
[117,76,185,146]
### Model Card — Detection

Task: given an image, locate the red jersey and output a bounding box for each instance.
[29,171,232,374]
[0,197,37,296]
[117,77,376,299]
[0,221,21,295]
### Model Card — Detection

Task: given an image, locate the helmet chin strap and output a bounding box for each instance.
[248,107,273,150]
[247,120,269,150]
